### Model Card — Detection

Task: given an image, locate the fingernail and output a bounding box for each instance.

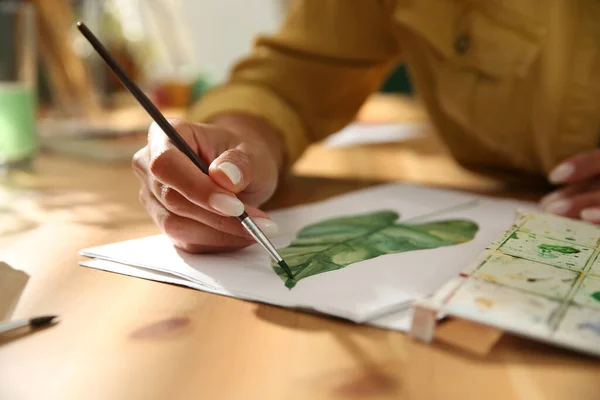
[540,192,562,207]
[549,162,575,184]
[254,218,279,237]
[544,199,571,215]
[217,162,242,185]
[581,208,600,223]
[208,193,244,216]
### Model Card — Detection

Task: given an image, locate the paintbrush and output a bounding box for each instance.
[0,315,58,335]
[76,22,294,280]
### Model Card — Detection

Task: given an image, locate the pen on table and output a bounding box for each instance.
[0,315,58,335]
[76,22,295,281]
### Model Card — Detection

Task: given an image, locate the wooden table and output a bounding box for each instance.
[0,96,598,400]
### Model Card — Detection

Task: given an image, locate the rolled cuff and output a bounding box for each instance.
[188,83,310,167]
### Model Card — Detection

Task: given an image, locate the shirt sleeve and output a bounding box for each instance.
[188,0,401,165]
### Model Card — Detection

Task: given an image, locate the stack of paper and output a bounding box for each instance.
[80,184,533,331]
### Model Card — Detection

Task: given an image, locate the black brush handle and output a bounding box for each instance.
[77,22,209,174]
[78,24,251,223]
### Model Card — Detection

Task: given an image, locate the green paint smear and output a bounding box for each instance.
[509,232,519,240]
[537,244,580,259]
[284,279,296,289]
[591,291,600,302]
[272,210,479,288]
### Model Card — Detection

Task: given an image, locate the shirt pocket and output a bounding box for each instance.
[393,0,547,156]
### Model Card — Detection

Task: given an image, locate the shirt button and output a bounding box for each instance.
[454,33,470,55]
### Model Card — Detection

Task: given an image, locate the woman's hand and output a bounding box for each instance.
[541,149,600,223]
[132,114,285,253]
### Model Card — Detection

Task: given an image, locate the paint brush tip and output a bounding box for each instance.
[278,260,294,280]
[29,315,58,327]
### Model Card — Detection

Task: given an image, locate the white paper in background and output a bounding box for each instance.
[80,184,536,323]
[322,123,428,148]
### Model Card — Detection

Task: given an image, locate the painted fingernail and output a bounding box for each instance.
[540,192,562,207]
[208,193,244,216]
[254,218,279,237]
[581,209,600,223]
[544,199,571,215]
[548,162,575,184]
[218,162,242,185]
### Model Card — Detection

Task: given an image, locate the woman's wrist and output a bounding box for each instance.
[208,113,287,171]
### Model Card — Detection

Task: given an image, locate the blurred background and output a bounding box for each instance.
[0,0,291,165]
[1,0,414,164]
[0,0,419,238]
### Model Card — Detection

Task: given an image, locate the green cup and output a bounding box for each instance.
[0,2,37,169]
[0,84,36,163]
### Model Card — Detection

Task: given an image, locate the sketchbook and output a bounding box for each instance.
[79,257,414,330]
[80,184,532,326]
[411,210,600,356]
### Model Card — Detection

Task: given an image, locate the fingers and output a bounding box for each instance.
[543,150,600,224]
[209,148,252,193]
[133,118,281,253]
[548,149,600,184]
[556,190,600,221]
[140,187,255,251]
[145,119,279,207]
[580,208,600,224]
[540,184,600,223]
[540,181,600,209]
[146,121,244,217]
[135,152,278,238]
[208,142,278,206]
[141,181,277,237]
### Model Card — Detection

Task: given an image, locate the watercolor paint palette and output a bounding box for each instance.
[411,210,600,356]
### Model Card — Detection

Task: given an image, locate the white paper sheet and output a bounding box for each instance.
[322,123,427,148]
[80,258,415,331]
[80,184,535,323]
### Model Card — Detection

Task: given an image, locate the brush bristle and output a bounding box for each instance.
[30,315,58,327]
[278,260,293,277]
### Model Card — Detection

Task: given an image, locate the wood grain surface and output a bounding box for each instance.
[0,95,597,400]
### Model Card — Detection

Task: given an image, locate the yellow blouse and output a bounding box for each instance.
[189,0,600,174]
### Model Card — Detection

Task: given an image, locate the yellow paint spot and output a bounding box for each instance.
[477,273,498,283]
[475,297,494,310]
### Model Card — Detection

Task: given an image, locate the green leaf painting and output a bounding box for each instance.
[272,210,479,288]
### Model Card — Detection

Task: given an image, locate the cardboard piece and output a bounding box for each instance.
[434,319,504,356]
[0,262,29,320]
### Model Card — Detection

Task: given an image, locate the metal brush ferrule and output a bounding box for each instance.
[240,215,283,263]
